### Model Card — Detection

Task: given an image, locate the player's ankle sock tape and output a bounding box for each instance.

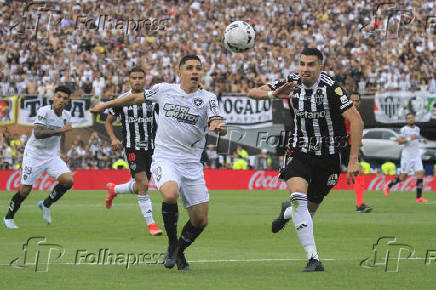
[5,192,27,219]
[178,220,204,252]
[389,177,400,188]
[416,178,423,198]
[43,184,69,208]
[162,202,179,244]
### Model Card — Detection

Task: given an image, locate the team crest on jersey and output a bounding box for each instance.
[314,89,324,105]
[327,173,339,186]
[193,98,204,108]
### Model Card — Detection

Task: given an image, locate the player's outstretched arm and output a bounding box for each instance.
[90,93,144,113]
[342,107,364,184]
[248,83,297,100]
[34,124,72,139]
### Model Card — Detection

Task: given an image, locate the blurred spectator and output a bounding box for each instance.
[236,145,249,161]
[206,145,218,168]
[1,144,12,170]
[255,149,272,170]
[232,151,248,170]
[381,161,397,175]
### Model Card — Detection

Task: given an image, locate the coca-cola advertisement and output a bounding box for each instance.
[1,169,436,191]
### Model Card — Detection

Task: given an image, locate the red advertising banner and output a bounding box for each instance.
[1,169,435,191]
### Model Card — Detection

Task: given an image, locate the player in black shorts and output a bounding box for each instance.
[105,67,162,236]
[248,48,363,272]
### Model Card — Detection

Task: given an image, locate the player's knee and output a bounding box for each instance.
[20,187,32,196]
[193,217,208,228]
[60,178,74,190]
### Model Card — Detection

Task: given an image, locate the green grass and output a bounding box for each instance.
[1,189,435,289]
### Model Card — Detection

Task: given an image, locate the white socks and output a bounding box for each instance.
[284,206,292,220]
[138,195,155,226]
[114,178,135,194]
[290,192,319,261]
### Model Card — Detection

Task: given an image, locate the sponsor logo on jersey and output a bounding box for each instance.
[296,110,326,119]
[163,103,199,125]
[126,116,153,123]
[209,100,219,115]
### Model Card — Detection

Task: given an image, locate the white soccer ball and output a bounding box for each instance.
[223,21,255,53]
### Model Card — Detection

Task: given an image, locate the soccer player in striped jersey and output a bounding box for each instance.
[104,67,162,236]
[248,48,363,272]
[384,113,429,202]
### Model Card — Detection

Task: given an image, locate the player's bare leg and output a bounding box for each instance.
[176,202,209,271]
[160,181,180,269]
[3,185,32,229]
[286,177,324,272]
[134,172,162,235]
[415,170,428,202]
[38,172,74,224]
[384,173,407,196]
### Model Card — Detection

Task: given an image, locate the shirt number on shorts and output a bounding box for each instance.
[127,152,136,162]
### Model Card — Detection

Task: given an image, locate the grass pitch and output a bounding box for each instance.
[1,189,435,289]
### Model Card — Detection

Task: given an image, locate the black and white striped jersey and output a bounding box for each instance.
[108,90,157,151]
[268,72,353,156]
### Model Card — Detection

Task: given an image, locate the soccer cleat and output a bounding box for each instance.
[105,183,116,209]
[147,223,163,236]
[302,258,324,272]
[38,201,51,224]
[356,204,373,213]
[176,251,191,271]
[3,217,19,229]
[416,197,429,203]
[272,201,291,233]
[383,184,390,196]
[163,241,178,269]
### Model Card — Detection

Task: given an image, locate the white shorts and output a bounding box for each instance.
[21,152,71,186]
[151,158,209,208]
[400,155,423,174]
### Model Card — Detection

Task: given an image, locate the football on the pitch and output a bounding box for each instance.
[223,21,255,53]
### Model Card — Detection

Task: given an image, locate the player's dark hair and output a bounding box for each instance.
[179,55,201,68]
[54,85,72,95]
[129,67,145,76]
[301,47,323,63]
[406,112,415,118]
[351,92,361,100]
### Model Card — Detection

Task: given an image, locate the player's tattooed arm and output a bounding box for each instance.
[90,93,143,113]
[209,117,227,136]
[105,114,122,152]
[33,124,72,139]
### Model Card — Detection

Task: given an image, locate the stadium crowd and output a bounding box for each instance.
[0,0,436,100]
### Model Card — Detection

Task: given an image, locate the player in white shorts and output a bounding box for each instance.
[91,55,227,271]
[3,86,74,229]
[384,113,429,202]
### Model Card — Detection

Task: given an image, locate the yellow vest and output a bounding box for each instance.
[232,158,248,170]
[112,159,128,169]
[381,162,396,175]
[360,161,371,174]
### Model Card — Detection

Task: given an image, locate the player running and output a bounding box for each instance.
[3,86,74,229]
[248,48,363,272]
[384,113,429,202]
[91,55,227,271]
[104,67,162,236]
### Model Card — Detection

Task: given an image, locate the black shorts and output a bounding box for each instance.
[124,149,153,179]
[279,151,341,204]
